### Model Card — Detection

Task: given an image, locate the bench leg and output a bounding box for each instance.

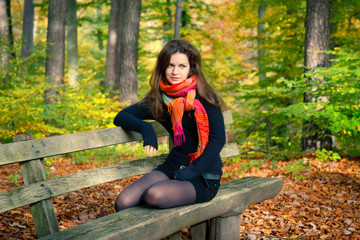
[209,215,239,240]
[190,221,208,240]
[13,134,60,237]
[168,230,182,240]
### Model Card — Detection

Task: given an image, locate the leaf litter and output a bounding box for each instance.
[0,156,359,239]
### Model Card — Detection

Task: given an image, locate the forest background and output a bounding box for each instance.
[0,0,360,239]
[0,0,360,175]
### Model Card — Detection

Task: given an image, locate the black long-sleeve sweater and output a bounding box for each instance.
[113,94,225,181]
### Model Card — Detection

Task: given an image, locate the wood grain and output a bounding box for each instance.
[38,177,283,240]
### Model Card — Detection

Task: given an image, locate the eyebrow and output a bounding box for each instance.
[169,62,188,65]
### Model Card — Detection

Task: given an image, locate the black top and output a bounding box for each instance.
[113,94,225,181]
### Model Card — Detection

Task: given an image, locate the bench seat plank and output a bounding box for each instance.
[39,177,283,240]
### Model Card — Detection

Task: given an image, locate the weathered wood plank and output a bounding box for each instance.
[1,141,238,213]
[219,142,239,158]
[38,177,283,240]
[0,123,168,166]
[222,109,233,125]
[168,231,182,240]
[0,156,166,213]
[190,221,207,240]
[13,134,60,237]
[0,111,233,166]
[209,215,239,240]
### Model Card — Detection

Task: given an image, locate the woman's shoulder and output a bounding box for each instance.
[196,92,220,108]
[138,97,150,109]
[118,97,152,117]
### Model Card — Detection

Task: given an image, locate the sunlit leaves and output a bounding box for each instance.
[235,0,359,156]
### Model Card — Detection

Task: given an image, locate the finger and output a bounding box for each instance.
[145,145,149,155]
[145,145,155,156]
[148,146,154,156]
[150,146,156,156]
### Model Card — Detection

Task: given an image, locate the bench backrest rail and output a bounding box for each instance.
[1,141,239,214]
[0,110,234,166]
[1,142,239,214]
[0,123,167,166]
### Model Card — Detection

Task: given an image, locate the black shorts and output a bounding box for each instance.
[191,177,220,203]
[156,165,221,203]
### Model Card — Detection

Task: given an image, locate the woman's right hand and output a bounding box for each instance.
[145,145,157,156]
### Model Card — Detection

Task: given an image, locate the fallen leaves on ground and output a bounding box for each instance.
[0,156,359,239]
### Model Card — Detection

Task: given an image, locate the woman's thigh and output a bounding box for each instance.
[143,179,196,209]
[115,170,169,211]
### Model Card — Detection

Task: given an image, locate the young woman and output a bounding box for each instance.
[113,39,226,212]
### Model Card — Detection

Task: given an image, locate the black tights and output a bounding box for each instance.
[115,170,196,212]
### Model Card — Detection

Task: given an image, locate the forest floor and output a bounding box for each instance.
[0,154,359,240]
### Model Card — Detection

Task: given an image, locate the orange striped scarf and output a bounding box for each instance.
[160,76,209,164]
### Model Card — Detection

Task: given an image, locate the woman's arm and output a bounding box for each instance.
[113,100,159,151]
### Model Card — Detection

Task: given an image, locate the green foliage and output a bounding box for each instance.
[284,159,310,180]
[315,149,341,162]
[7,172,21,184]
[249,47,360,156]
[279,47,360,155]
[68,142,169,166]
[222,156,267,178]
[69,145,125,166]
[44,158,56,178]
[233,0,360,157]
[0,41,121,143]
[2,0,359,166]
[0,43,47,143]
[40,77,123,137]
[224,0,307,156]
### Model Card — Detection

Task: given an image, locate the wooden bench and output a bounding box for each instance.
[0,110,283,240]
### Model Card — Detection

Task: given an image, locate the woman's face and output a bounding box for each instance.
[165,52,190,85]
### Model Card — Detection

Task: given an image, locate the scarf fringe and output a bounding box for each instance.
[174,125,185,146]
[188,152,198,164]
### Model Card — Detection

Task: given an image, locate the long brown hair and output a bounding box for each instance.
[142,39,226,121]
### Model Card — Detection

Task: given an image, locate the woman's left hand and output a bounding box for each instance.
[145,145,157,156]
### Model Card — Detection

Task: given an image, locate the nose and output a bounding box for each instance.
[172,66,179,75]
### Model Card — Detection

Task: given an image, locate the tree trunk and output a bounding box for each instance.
[174,0,182,40]
[66,0,79,87]
[103,0,123,92]
[257,3,266,83]
[5,0,14,58]
[96,0,104,51]
[0,0,10,84]
[44,0,66,105]
[21,0,34,58]
[301,0,332,152]
[181,0,188,28]
[118,0,141,104]
[162,0,172,45]
[0,0,9,61]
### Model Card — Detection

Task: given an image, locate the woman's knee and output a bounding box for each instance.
[143,187,165,209]
[115,194,135,212]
